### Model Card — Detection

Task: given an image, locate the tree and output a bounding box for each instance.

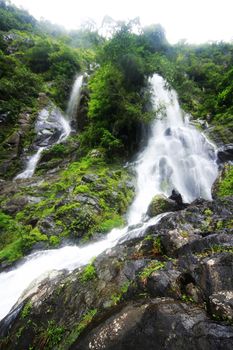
[143,24,168,52]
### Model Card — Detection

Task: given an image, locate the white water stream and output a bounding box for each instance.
[66,75,83,121]
[15,75,83,180]
[0,74,218,321]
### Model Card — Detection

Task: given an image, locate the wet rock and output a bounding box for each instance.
[169,189,188,209]
[88,149,104,158]
[38,216,63,236]
[76,299,233,350]
[185,282,203,303]
[209,290,233,322]
[154,196,233,237]
[1,196,233,349]
[1,196,29,215]
[18,112,31,133]
[179,233,233,256]
[147,194,178,217]
[161,228,200,256]
[144,269,181,298]
[34,106,67,147]
[0,270,67,338]
[195,253,233,297]
[74,194,101,213]
[217,144,233,163]
[82,174,99,183]
[4,131,21,159]
[205,125,233,147]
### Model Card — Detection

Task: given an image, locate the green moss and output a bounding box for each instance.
[143,235,163,256]
[79,260,96,283]
[49,235,60,246]
[180,230,189,238]
[139,260,166,283]
[0,239,24,263]
[147,195,174,217]
[216,219,233,231]
[43,143,67,156]
[0,211,24,249]
[110,281,131,306]
[212,312,233,325]
[0,226,48,265]
[204,208,213,216]
[74,184,90,193]
[62,309,97,348]
[16,326,25,340]
[0,155,134,265]
[40,320,65,350]
[98,215,125,233]
[181,294,195,303]
[196,245,233,258]
[152,236,163,255]
[217,165,233,197]
[21,302,32,319]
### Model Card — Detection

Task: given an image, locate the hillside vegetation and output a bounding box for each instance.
[0,1,233,349]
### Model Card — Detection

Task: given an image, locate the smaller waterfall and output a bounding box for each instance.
[66,75,83,122]
[15,147,45,180]
[15,75,83,180]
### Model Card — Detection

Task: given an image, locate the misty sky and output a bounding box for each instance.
[11,0,233,44]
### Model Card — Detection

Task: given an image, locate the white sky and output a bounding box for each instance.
[11,0,233,44]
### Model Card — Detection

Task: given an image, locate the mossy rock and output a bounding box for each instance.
[212,164,233,198]
[147,194,178,217]
[206,125,233,147]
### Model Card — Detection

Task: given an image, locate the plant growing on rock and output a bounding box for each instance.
[79,260,96,283]
[139,260,166,284]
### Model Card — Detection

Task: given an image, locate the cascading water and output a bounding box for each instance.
[66,74,84,122]
[127,74,218,225]
[15,75,83,180]
[14,147,46,180]
[0,74,218,321]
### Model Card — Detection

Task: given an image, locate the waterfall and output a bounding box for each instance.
[0,74,218,321]
[14,147,46,180]
[14,75,83,180]
[127,74,218,225]
[66,75,84,122]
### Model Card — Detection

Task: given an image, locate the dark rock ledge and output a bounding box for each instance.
[0,196,233,350]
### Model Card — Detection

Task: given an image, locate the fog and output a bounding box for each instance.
[11,0,233,43]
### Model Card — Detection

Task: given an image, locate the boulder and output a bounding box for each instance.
[76,299,233,350]
[217,144,233,163]
[81,174,99,183]
[209,290,233,322]
[147,194,179,217]
[169,189,188,209]
[1,196,29,215]
[195,253,233,297]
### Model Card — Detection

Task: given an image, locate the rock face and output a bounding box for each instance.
[0,156,135,271]
[147,194,180,217]
[0,94,69,179]
[34,105,67,147]
[217,143,233,163]
[212,163,233,198]
[205,125,233,148]
[76,300,233,350]
[0,196,232,349]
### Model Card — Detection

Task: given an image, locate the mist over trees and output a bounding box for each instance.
[0,0,233,155]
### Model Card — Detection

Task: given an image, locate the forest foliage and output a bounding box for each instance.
[0,0,233,266]
[1,0,233,154]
